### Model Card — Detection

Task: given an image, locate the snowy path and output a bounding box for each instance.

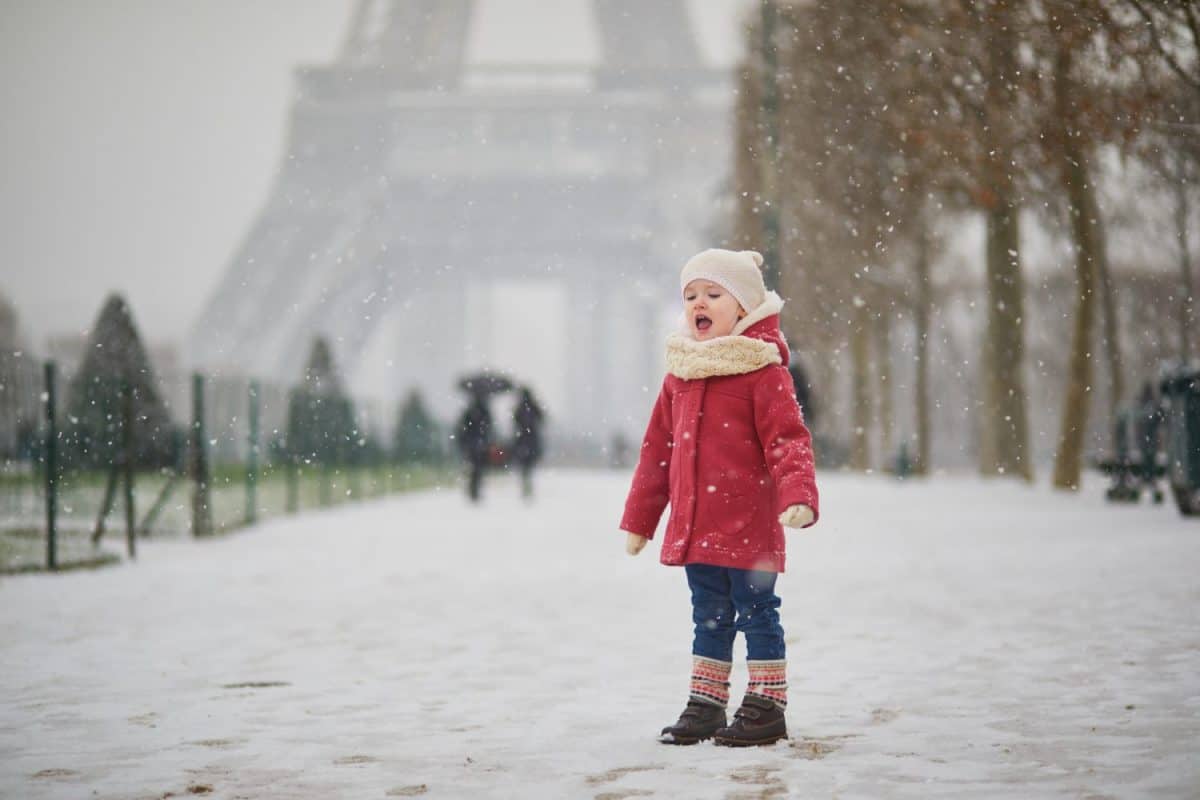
[1,470,1197,799]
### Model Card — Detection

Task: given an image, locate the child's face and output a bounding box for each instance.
[683,279,745,341]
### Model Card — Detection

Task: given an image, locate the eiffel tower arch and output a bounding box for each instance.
[188,0,733,443]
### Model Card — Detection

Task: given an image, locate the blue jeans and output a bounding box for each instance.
[686,564,785,662]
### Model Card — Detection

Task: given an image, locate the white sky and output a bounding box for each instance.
[0,0,750,351]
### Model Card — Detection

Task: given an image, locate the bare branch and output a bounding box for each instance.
[1125,0,1200,91]
[1184,0,1200,55]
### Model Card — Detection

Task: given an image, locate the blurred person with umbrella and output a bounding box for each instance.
[455,371,512,502]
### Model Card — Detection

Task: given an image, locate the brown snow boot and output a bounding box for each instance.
[713,694,788,747]
[658,700,727,745]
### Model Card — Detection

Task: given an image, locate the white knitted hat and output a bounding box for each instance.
[679,249,767,312]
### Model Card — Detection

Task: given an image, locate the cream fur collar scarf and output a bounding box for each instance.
[665,292,785,380]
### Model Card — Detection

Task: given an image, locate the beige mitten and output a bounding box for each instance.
[778,504,815,528]
[625,531,648,556]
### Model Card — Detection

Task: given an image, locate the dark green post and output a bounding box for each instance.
[246,380,259,525]
[44,361,58,571]
[895,441,912,481]
[286,457,299,513]
[320,461,332,506]
[121,378,136,559]
[190,373,213,536]
[348,449,362,500]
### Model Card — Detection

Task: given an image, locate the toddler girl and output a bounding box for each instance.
[621,248,819,747]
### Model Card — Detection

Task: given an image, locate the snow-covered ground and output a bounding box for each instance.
[1,469,1197,799]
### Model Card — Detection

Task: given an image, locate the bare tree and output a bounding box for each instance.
[895,0,1041,480]
[729,0,1195,481]
[1040,0,1197,487]
[1124,0,1200,363]
[1124,0,1200,93]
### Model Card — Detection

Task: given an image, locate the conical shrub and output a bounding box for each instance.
[63,294,178,469]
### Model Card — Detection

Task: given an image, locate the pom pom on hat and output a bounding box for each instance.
[679,248,768,312]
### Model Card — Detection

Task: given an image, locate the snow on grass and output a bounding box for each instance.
[1,470,1197,798]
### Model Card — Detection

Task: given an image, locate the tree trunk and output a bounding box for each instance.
[1175,166,1195,363]
[757,0,782,290]
[776,199,807,345]
[851,304,872,470]
[977,308,999,476]
[733,60,765,251]
[1050,40,1111,491]
[1091,170,1123,421]
[976,2,1032,481]
[913,224,932,475]
[875,312,894,465]
[982,202,1032,479]
[1052,143,1099,490]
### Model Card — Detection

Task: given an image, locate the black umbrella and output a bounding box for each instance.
[457,371,514,397]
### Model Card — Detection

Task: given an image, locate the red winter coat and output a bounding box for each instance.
[620,309,819,573]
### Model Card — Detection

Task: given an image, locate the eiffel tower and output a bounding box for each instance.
[188,0,732,438]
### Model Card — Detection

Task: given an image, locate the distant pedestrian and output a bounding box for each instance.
[788,360,816,427]
[610,431,631,469]
[621,248,819,747]
[456,395,492,503]
[1135,381,1165,502]
[511,386,545,500]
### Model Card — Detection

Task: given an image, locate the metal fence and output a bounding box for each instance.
[0,353,451,573]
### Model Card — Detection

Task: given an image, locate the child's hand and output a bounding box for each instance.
[625,531,649,556]
[778,504,815,529]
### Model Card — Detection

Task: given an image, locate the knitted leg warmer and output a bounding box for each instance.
[689,656,732,707]
[747,659,788,709]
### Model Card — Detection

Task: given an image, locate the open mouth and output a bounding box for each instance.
[695,315,712,333]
